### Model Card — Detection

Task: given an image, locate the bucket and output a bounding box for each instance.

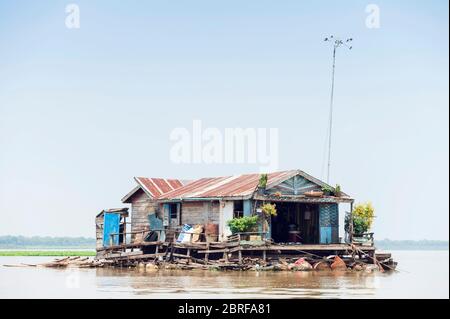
[288,230,301,242]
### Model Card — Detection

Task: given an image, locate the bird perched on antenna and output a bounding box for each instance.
[325,35,353,50]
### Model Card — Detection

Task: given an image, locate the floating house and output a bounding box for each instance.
[97,170,356,248]
[95,170,396,270]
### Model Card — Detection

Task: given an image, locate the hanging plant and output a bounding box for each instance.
[261,203,277,217]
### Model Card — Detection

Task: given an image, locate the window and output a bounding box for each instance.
[233,200,244,218]
[169,203,178,219]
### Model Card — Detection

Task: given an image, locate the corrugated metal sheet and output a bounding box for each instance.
[123,169,349,202]
[159,170,305,200]
[136,177,185,198]
[122,177,187,202]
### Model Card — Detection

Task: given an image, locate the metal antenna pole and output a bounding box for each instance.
[324,36,352,184]
[327,45,336,184]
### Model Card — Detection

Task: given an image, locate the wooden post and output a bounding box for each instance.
[238,249,242,264]
[349,201,354,244]
[262,249,266,262]
[205,242,210,263]
[123,216,126,245]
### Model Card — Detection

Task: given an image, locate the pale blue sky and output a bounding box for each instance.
[0,0,448,239]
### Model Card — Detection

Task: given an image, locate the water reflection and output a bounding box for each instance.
[93,267,382,298]
[0,251,447,298]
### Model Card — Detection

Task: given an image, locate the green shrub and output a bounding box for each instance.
[344,202,375,235]
[227,216,259,234]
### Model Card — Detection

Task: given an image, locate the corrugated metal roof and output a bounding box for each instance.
[136,177,185,198]
[121,177,187,202]
[122,170,348,202]
[158,170,306,200]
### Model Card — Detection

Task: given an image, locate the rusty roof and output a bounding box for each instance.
[121,177,187,202]
[158,170,332,200]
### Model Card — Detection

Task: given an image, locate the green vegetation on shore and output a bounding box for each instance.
[0,235,448,252]
[0,236,95,249]
[0,250,96,257]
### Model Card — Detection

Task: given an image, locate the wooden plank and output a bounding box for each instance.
[97,241,162,252]
[111,253,166,261]
[197,248,230,254]
[239,244,375,252]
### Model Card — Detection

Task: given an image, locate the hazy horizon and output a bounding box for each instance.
[1,1,448,240]
[1,235,448,241]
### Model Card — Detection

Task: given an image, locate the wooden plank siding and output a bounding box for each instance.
[95,215,103,250]
[129,188,157,241]
[180,201,220,225]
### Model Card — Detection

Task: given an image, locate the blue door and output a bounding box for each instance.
[103,213,120,246]
[319,204,339,244]
[320,226,332,244]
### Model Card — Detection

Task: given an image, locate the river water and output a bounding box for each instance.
[0,250,448,298]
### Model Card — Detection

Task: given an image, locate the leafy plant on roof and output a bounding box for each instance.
[321,184,343,197]
[334,184,342,197]
[258,173,268,189]
[321,185,334,196]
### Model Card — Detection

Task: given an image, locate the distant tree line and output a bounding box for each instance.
[0,236,447,250]
[0,236,96,248]
[375,239,449,250]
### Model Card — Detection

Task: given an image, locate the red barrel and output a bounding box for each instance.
[205,223,219,242]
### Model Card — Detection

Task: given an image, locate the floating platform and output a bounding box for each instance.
[96,239,397,272]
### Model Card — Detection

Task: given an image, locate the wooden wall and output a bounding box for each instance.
[95,215,103,250]
[129,189,157,240]
[180,201,220,225]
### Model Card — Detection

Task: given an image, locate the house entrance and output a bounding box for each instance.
[270,202,319,244]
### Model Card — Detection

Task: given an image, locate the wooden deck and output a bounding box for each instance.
[99,240,376,262]
[94,237,400,271]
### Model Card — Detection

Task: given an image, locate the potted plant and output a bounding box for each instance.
[321,185,334,196]
[257,173,268,195]
[344,202,375,238]
[334,184,342,197]
[273,191,282,198]
[227,215,259,240]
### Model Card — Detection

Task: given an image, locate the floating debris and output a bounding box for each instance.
[2,256,106,268]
